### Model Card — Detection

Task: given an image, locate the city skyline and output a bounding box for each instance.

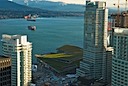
[0,0,128,85]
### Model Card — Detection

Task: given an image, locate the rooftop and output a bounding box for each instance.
[106,47,113,51]
[114,27,128,35]
[86,1,106,8]
[38,53,73,59]
[36,45,83,73]
[0,55,10,59]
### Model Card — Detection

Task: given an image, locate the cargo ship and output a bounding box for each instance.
[28,26,36,31]
[24,14,37,21]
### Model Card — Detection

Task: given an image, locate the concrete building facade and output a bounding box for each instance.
[102,47,113,84]
[1,34,32,86]
[111,28,128,86]
[76,0,108,80]
[0,55,11,86]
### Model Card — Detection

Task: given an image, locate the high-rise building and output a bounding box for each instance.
[111,11,128,28]
[1,34,32,86]
[111,28,128,86]
[0,55,11,86]
[76,0,108,80]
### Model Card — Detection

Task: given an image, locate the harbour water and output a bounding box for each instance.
[0,17,84,63]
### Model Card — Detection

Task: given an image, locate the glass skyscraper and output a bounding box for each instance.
[76,0,108,80]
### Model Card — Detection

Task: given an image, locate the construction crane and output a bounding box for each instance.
[116,0,120,27]
[113,0,120,27]
[117,0,120,27]
[113,0,128,28]
[113,0,128,12]
[125,0,128,12]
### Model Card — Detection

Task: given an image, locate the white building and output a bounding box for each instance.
[76,0,108,80]
[111,28,128,86]
[1,34,32,86]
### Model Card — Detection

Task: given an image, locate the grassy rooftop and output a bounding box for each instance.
[41,53,73,58]
[36,45,83,73]
[57,45,83,53]
[39,58,68,71]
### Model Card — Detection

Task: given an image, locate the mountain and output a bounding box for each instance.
[0,0,29,11]
[14,0,85,12]
[0,0,51,18]
[0,0,43,11]
[0,0,84,19]
[14,0,118,14]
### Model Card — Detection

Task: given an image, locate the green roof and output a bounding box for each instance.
[36,45,83,73]
[56,45,83,53]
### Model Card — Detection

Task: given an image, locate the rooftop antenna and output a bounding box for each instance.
[117,0,120,27]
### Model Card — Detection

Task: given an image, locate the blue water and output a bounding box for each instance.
[0,17,84,63]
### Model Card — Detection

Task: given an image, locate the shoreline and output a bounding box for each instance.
[0,16,84,20]
[0,10,84,20]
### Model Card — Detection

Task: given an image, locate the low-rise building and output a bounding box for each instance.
[0,55,11,86]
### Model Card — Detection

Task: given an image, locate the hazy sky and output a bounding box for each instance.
[48,0,126,7]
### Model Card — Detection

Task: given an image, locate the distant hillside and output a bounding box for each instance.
[14,0,85,12]
[0,0,50,18]
[0,0,35,11]
[0,0,84,19]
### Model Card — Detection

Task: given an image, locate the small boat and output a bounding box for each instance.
[28,26,36,31]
